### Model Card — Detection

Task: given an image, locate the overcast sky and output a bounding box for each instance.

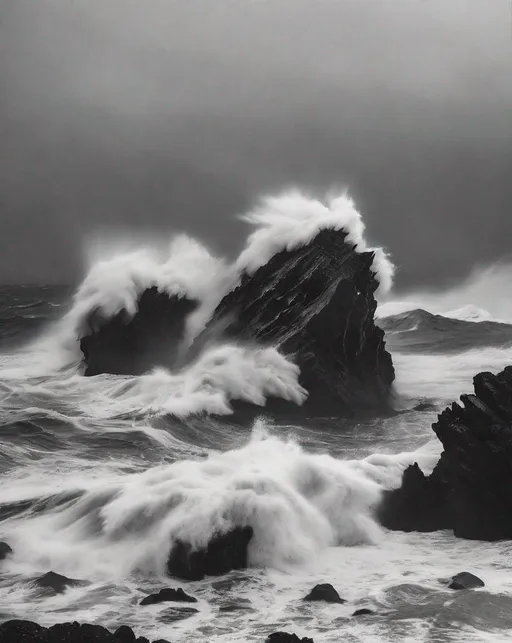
[1,0,511,288]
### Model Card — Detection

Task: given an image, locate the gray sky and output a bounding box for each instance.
[1,0,511,287]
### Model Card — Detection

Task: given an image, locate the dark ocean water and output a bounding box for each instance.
[1,285,512,642]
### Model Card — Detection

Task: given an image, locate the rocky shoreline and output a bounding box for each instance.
[378,365,512,540]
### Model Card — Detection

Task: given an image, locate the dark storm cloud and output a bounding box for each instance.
[1,0,511,286]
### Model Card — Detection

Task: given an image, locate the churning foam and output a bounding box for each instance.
[2,429,431,581]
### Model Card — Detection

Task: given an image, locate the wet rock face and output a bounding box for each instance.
[80,287,197,376]
[448,572,485,590]
[192,229,395,416]
[379,366,512,541]
[167,526,254,581]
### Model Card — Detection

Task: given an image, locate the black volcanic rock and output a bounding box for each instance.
[80,287,197,376]
[379,366,512,541]
[0,541,12,561]
[0,620,170,643]
[303,584,346,604]
[167,526,253,580]
[191,228,394,416]
[448,572,485,590]
[140,587,197,606]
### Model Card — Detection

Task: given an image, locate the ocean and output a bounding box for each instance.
[2,197,512,643]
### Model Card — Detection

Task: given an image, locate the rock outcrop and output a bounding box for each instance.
[379,366,512,541]
[0,620,169,643]
[266,634,315,643]
[34,571,86,594]
[191,228,395,416]
[167,526,253,581]
[303,584,346,604]
[140,588,197,606]
[447,572,485,590]
[80,287,197,376]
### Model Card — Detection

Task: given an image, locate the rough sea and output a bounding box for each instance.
[2,196,512,643]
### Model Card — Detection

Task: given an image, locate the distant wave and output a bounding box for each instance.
[379,308,512,354]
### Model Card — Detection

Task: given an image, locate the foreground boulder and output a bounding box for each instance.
[80,287,197,376]
[379,366,512,540]
[0,620,169,643]
[448,572,485,590]
[167,526,253,580]
[303,584,345,604]
[191,228,394,416]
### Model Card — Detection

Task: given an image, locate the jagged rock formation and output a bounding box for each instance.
[81,287,197,376]
[191,228,395,416]
[379,366,512,541]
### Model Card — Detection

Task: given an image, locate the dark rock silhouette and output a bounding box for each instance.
[140,587,197,606]
[0,541,12,561]
[33,571,86,594]
[0,620,170,643]
[303,584,346,604]
[80,287,197,376]
[114,625,137,642]
[266,634,315,643]
[191,228,394,416]
[167,526,253,580]
[379,366,512,540]
[448,572,485,590]
[352,608,375,616]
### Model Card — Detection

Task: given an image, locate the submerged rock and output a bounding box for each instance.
[303,584,346,604]
[34,571,86,594]
[140,587,197,606]
[0,620,170,643]
[379,366,512,541]
[191,228,394,417]
[80,287,197,376]
[352,608,375,616]
[266,634,315,643]
[448,572,485,590]
[167,526,253,580]
[0,541,12,561]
